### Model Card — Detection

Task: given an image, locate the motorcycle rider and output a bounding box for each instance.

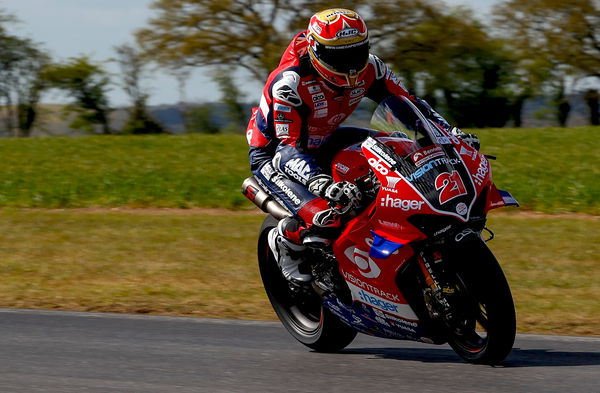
[246,8,477,283]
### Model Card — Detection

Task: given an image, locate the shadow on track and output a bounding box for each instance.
[342,347,600,367]
[505,348,600,367]
[341,347,462,363]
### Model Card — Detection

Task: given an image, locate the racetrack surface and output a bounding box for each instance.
[1,309,598,393]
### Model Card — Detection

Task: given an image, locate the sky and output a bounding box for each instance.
[3,0,500,106]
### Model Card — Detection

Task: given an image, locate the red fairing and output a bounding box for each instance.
[485,183,508,212]
[331,147,370,183]
[450,135,494,192]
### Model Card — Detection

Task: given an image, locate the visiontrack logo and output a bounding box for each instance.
[404,157,461,182]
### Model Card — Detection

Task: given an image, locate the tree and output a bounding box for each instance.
[213,68,247,132]
[494,0,600,125]
[370,5,516,127]
[135,1,524,128]
[136,1,364,81]
[584,89,599,125]
[0,11,50,137]
[114,43,165,134]
[184,104,220,134]
[41,56,112,134]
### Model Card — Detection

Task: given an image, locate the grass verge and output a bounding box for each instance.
[0,128,599,213]
[0,209,597,336]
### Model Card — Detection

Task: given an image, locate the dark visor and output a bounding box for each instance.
[314,39,370,74]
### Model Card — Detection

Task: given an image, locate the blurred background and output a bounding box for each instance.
[1,0,599,136]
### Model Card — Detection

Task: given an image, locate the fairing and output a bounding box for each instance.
[323,96,517,342]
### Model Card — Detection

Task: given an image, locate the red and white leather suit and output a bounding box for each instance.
[247,31,451,241]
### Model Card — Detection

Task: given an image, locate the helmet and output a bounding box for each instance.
[306,9,370,88]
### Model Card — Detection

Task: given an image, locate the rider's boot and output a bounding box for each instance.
[268,217,312,283]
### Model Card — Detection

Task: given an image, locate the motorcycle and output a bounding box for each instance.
[242,95,519,364]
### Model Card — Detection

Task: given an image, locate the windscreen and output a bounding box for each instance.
[369,96,477,221]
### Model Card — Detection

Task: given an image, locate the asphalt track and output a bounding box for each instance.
[1,308,598,393]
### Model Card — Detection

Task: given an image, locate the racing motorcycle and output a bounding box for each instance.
[242,96,519,365]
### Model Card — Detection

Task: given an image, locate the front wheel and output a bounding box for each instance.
[445,241,516,364]
[258,215,357,352]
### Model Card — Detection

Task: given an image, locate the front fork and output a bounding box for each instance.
[417,251,457,324]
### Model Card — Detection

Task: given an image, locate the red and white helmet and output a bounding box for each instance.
[306,8,370,88]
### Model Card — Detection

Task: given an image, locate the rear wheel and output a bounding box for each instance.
[445,241,516,364]
[258,215,357,352]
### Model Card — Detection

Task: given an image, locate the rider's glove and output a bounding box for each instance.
[324,181,362,209]
[451,127,481,151]
[307,175,362,210]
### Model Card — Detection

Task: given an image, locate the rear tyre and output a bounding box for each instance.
[258,215,357,352]
[446,241,516,364]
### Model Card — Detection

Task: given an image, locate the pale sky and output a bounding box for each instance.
[3,0,500,106]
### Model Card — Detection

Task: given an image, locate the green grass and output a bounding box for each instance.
[0,134,252,209]
[0,128,599,213]
[474,126,600,214]
[0,209,597,336]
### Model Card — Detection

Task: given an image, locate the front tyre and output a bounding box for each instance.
[446,241,516,364]
[258,215,357,352]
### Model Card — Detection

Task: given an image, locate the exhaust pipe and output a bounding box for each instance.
[242,177,292,220]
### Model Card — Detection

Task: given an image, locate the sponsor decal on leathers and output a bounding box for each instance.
[308,85,322,94]
[275,124,289,137]
[274,103,291,113]
[275,113,293,123]
[283,158,311,183]
[314,108,328,118]
[272,71,302,106]
[350,88,365,97]
[272,175,302,207]
[311,93,325,102]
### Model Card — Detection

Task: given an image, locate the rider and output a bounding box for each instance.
[246,8,476,283]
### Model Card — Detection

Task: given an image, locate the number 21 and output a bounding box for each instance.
[435,171,467,204]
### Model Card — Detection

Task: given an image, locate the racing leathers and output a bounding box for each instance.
[246,32,453,244]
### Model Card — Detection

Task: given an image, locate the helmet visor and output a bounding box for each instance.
[314,39,370,74]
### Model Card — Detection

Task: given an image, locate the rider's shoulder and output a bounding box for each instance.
[271,69,304,107]
[368,54,388,80]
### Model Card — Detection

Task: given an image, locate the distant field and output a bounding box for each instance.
[0,209,597,336]
[0,127,598,213]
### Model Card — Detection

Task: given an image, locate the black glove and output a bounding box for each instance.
[451,127,480,151]
[307,175,362,210]
[324,181,362,209]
